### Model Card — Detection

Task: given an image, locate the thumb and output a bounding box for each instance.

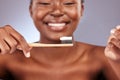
[17,45,32,58]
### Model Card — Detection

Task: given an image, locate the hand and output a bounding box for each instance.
[0,25,31,58]
[105,25,120,61]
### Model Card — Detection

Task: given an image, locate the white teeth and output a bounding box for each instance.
[48,23,66,27]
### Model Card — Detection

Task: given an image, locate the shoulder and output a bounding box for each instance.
[75,41,113,68]
[76,42,118,79]
[76,41,105,55]
[75,41,106,65]
[76,41,110,62]
[76,42,119,79]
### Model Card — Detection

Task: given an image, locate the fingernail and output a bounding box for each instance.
[110,29,116,34]
[116,25,120,29]
[24,52,31,58]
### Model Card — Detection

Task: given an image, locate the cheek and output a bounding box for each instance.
[32,9,48,30]
[67,9,80,27]
[32,8,50,21]
[65,8,80,21]
[33,11,44,21]
[69,9,81,31]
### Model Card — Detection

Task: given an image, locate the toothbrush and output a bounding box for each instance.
[28,36,73,47]
[19,36,73,58]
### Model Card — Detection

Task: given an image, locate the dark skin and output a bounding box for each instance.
[0,42,118,80]
[0,0,119,80]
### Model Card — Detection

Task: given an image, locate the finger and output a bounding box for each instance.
[110,26,120,40]
[116,25,120,30]
[109,38,120,49]
[4,25,31,55]
[13,35,31,57]
[0,39,10,54]
[105,42,120,61]
[4,36,18,54]
[17,45,32,58]
[0,26,18,54]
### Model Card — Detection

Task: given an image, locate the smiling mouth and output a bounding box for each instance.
[44,22,70,31]
[48,23,66,27]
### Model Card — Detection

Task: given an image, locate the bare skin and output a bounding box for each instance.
[0,42,118,80]
[0,0,119,80]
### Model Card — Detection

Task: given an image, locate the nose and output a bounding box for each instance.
[50,5,64,17]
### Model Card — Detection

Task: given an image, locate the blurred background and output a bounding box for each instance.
[0,0,120,46]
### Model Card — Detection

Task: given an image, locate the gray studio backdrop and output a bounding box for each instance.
[0,0,120,46]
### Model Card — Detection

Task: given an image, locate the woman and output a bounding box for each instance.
[0,0,119,80]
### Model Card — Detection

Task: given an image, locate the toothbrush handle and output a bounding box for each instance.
[28,43,73,47]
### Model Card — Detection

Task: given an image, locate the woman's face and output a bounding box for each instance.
[30,0,84,43]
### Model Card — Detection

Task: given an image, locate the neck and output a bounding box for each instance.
[30,42,80,66]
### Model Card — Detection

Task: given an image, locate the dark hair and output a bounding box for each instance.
[30,0,84,5]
